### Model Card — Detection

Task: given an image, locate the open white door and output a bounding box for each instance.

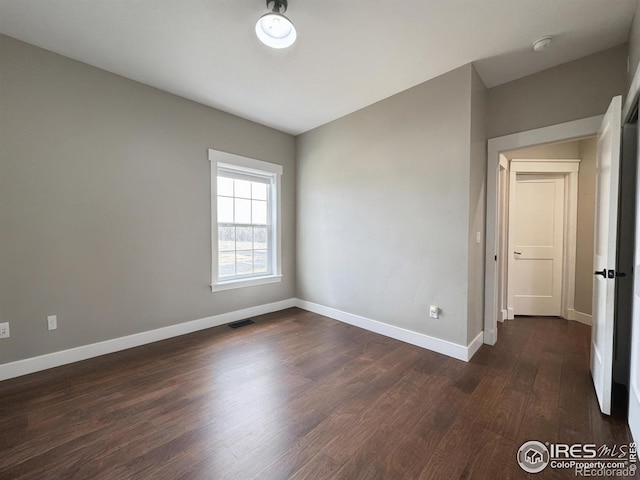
[591,95,622,415]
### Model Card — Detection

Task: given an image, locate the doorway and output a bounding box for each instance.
[485,97,640,425]
[484,115,603,345]
[496,143,593,327]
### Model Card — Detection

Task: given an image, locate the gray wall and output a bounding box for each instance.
[576,137,597,315]
[296,65,478,347]
[0,35,296,364]
[487,45,628,139]
[467,67,487,343]
[504,139,596,316]
[629,0,640,88]
[503,141,580,161]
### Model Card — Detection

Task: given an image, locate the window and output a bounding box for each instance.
[209,149,282,291]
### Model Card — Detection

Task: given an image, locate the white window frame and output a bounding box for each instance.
[209,149,283,292]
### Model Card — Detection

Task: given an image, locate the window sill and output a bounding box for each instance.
[211,275,282,292]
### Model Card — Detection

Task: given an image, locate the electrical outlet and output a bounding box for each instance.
[0,322,10,338]
[47,315,57,331]
[429,305,439,319]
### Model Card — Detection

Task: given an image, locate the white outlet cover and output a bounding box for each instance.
[0,322,9,338]
[47,315,57,330]
[429,305,439,319]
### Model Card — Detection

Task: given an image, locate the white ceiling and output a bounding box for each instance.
[0,0,636,135]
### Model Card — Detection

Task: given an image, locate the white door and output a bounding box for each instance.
[591,95,622,415]
[508,174,565,316]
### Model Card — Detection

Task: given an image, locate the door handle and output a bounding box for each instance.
[514,251,522,255]
[594,269,626,278]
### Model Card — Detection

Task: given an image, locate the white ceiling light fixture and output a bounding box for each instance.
[532,36,553,52]
[255,0,297,49]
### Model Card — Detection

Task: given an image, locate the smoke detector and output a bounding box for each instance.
[532,36,552,52]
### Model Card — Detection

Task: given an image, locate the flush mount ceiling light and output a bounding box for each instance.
[255,0,297,49]
[532,36,552,52]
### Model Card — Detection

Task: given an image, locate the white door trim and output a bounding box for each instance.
[484,115,603,345]
[498,157,509,322]
[624,60,640,123]
[626,38,640,443]
[506,160,580,320]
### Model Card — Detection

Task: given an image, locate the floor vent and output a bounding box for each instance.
[228,319,255,329]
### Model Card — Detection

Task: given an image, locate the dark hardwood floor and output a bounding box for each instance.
[0,308,636,479]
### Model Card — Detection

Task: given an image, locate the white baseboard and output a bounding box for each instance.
[567,309,592,326]
[0,298,296,382]
[1,297,488,381]
[500,309,507,322]
[467,331,484,360]
[295,299,483,362]
[507,308,514,320]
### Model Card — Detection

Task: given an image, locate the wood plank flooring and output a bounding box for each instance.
[0,308,636,479]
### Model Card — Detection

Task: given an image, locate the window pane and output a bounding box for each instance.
[254,250,268,273]
[235,198,251,224]
[235,179,251,199]
[219,252,235,277]
[217,177,234,196]
[236,227,252,251]
[254,227,268,250]
[252,182,267,200]
[218,226,235,251]
[252,200,267,224]
[236,251,253,275]
[218,196,234,223]
[213,158,279,283]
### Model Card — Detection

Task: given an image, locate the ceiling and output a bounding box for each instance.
[0,0,636,135]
